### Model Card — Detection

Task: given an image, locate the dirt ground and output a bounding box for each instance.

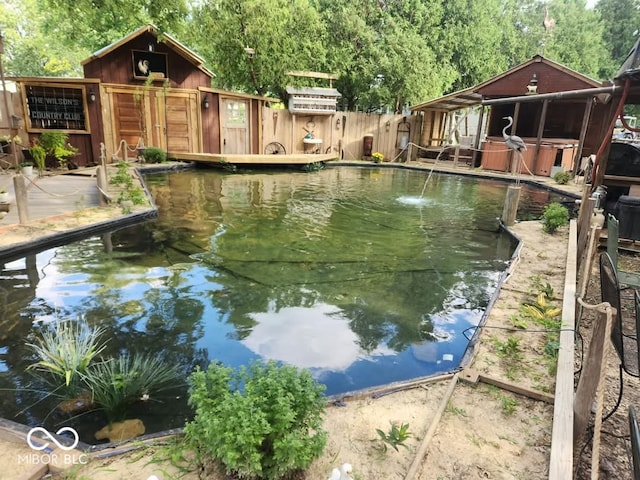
[35,219,588,480]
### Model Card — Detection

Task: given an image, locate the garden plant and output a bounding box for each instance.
[185,359,327,480]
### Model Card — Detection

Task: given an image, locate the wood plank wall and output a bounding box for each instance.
[261,107,420,162]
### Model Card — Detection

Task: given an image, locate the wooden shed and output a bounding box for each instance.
[8,24,275,167]
[411,55,610,177]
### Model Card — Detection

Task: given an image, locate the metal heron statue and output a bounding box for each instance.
[502,116,527,183]
[502,116,527,153]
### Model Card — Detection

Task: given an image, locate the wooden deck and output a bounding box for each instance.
[168,152,338,166]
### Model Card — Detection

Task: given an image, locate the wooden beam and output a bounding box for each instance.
[286,71,338,80]
[548,219,577,480]
[460,368,555,403]
[573,97,594,176]
[168,151,337,165]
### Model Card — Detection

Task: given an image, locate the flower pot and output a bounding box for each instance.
[21,165,34,176]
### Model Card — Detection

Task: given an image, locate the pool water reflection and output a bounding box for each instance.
[0,167,571,442]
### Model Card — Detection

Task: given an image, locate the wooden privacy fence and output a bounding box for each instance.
[261,107,420,162]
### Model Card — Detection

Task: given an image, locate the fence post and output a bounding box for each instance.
[13,174,29,224]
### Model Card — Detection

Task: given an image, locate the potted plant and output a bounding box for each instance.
[20,161,34,176]
[372,152,384,163]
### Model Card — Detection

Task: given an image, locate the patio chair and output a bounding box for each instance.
[629,405,640,480]
[600,251,639,378]
[599,252,640,421]
[607,214,640,289]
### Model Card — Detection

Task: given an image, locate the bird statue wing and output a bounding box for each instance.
[328,467,340,480]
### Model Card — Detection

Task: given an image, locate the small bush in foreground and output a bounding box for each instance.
[142,146,167,163]
[552,170,572,185]
[541,202,569,233]
[185,360,327,480]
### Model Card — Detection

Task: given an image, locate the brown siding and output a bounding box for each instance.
[479,63,596,97]
[202,92,221,154]
[251,99,259,154]
[83,32,211,89]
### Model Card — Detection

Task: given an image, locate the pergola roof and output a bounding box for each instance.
[409,86,481,113]
[410,55,601,113]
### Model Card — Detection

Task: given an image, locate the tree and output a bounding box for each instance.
[320,0,457,113]
[596,0,640,79]
[539,0,607,79]
[40,0,189,53]
[187,0,326,98]
[0,0,86,76]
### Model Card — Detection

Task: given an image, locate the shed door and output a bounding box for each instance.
[164,91,200,153]
[221,98,250,154]
[106,86,200,154]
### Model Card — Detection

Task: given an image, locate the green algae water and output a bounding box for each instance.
[0,167,572,442]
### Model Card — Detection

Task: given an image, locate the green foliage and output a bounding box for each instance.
[302,161,325,172]
[108,160,148,211]
[541,202,569,233]
[499,393,518,416]
[374,422,412,453]
[38,131,78,168]
[82,353,181,422]
[142,147,167,164]
[494,337,522,360]
[185,359,327,480]
[552,170,573,185]
[520,293,562,326]
[109,160,134,186]
[29,144,47,172]
[26,321,107,397]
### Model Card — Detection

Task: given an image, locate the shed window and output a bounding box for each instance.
[24,84,89,132]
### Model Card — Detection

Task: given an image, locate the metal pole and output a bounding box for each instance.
[482,86,619,106]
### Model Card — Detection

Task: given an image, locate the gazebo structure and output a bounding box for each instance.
[410,55,609,177]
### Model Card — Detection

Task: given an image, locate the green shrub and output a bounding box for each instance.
[552,170,572,185]
[185,360,327,480]
[142,147,167,163]
[541,202,569,233]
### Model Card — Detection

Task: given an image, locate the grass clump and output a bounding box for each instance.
[27,321,107,397]
[82,354,181,422]
[185,359,327,480]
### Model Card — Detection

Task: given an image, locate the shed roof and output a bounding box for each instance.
[410,55,602,113]
[81,24,215,79]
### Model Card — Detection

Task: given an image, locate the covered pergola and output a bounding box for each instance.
[410,55,611,177]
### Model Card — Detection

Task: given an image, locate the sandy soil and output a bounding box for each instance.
[37,219,571,480]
